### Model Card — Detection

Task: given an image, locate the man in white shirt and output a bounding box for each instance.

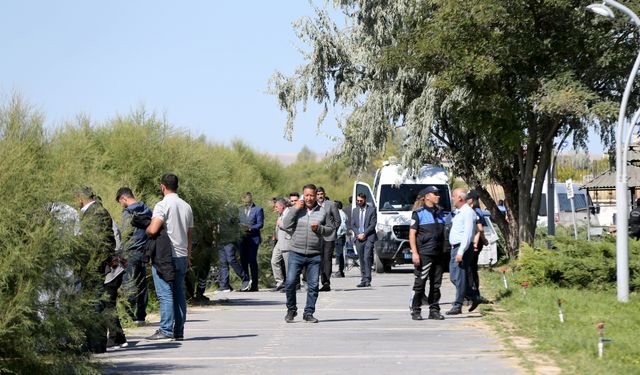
[446,188,480,315]
[146,174,194,341]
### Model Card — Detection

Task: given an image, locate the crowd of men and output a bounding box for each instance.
[63,173,193,352]
[62,174,491,352]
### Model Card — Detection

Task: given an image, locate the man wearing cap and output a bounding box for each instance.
[408,186,446,321]
[446,188,481,315]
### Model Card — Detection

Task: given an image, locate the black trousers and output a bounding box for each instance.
[87,273,126,353]
[410,253,443,313]
[355,239,374,283]
[335,235,346,274]
[320,239,335,286]
[124,251,148,321]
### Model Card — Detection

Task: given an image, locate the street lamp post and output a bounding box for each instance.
[587,0,640,303]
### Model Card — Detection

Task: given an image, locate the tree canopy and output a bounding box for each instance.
[270,0,640,254]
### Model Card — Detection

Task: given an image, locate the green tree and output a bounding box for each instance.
[270,0,639,256]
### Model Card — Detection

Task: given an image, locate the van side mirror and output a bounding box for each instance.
[590,205,600,215]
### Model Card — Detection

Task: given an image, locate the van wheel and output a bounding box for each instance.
[374,253,388,273]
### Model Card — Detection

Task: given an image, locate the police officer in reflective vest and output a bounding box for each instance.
[408,186,446,321]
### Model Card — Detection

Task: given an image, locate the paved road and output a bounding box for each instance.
[99,265,521,374]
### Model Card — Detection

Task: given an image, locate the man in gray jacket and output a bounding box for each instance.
[282,184,333,323]
[316,187,341,292]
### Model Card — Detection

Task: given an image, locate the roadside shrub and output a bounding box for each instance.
[516,235,639,292]
[0,97,101,374]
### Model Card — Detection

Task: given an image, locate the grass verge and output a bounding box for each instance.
[480,268,640,374]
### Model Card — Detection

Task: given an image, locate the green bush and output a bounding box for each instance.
[516,235,639,291]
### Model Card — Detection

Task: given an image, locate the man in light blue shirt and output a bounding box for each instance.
[446,188,480,315]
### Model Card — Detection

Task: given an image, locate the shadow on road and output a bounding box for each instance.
[103,362,204,374]
[320,318,379,323]
[375,284,411,288]
[109,341,182,352]
[185,334,258,341]
[384,268,414,274]
[216,298,284,306]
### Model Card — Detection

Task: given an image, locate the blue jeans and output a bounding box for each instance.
[218,243,248,289]
[172,257,188,338]
[449,246,478,308]
[285,252,321,315]
[151,265,174,337]
[151,257,187,337]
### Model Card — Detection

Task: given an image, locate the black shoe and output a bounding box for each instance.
[303,314,319,323]
[468,299,480,312]
[428,311,445,320]
[285,310,297,323]
[333,272,345,278]
[319,284,331,292]
[272,284,285,292]
[356,282,367,288]
[477,296,492,304]
[411,312,423,321]
[445,307,462,315]
[172,336,184,341]
[249,287,259,292]
[146,330,173,340]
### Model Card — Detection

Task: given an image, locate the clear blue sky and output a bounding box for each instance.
[0,1,606,157]
[0,1,341,156]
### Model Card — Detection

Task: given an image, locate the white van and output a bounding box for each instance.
[537,181,599,227]
[353,160,452,273]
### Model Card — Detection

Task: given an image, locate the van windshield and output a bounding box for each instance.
[558,193,589,211]
[379,184,451,212]
[539,191,591,216]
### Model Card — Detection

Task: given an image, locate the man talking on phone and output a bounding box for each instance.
[281,184,333,323]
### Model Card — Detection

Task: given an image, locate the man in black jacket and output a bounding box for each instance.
[116,187,151,325]
[316,187,341,292]
[75,186,126,352]
[630,198,640,240]
[351,193,377,288]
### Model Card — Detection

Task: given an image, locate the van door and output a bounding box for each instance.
[352,181,375,212]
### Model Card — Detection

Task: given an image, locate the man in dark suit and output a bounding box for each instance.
[75,186,126,352]
[351,193,377,287]
[238,192,264,291]
[316,187,342,292]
